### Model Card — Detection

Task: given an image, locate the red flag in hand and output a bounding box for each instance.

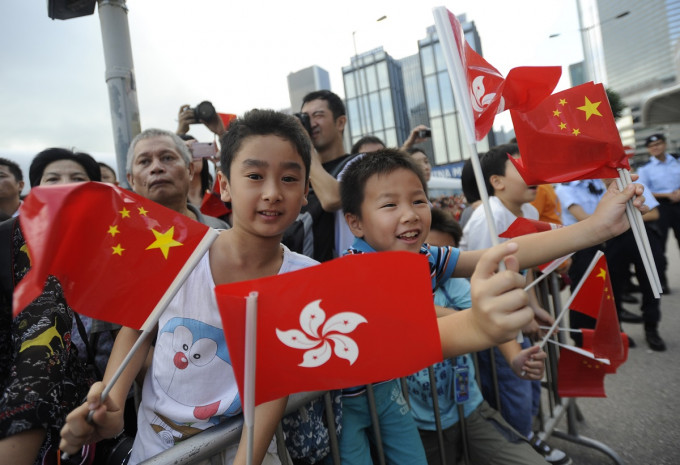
[581,329,628,373]
[557,346,608,397]
[216,252,442,406]
[510,81,630,185]
[14,182,216,330]
[498,217,562,238]
[200,178,231,218]
[436,8,561,140]
[569,252,609,319]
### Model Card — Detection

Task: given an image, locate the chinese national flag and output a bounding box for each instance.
[569,252,609,319]
[435,8,561,140]
[216,252,442,406]
[581,329,628,374]
[498,218,570,272]
[592,280,625,362]
[498,217,561,238]
[200,178,231,218]
[510,81,630,185]
[14,182,216,330]
[557,346,607,397]
[218,112,237,129]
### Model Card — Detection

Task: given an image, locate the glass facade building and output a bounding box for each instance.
[287,66,331,112]
[342,47,410,149]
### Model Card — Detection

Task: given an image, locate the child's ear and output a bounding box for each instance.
[490,174,504,192]
[218,171,232,202]
[345,212,365,237]
[301,180,310,206]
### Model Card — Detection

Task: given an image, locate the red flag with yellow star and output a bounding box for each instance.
[13,182,217,330]
[509,81,630,184]
[568,252,609,319]
[557,346,608,397]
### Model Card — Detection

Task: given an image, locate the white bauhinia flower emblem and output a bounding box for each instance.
[470,75,505,114]
[276,299,367,368]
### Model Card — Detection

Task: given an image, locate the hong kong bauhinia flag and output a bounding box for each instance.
[216,252,442,406]
[432,7,561,141]
[14,182,217,330]
[510,81,630,185]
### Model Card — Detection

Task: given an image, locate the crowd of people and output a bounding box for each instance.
[0,89,672,465]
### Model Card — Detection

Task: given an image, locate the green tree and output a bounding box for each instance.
[606,87,626,120]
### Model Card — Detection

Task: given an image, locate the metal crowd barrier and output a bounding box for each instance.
[140,272,624,465]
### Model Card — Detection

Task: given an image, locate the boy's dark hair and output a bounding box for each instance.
[97,161,117,181]
[350,135,385,155]
[340,148,428,218]
[461,158,480,204]
[479,143,519,195]
[430,207,462,246]
[301,90,346,120]
[29,148,101,187]
[220,109,311,182]
[0,157,23,182]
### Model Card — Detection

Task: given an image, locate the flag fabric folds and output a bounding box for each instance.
[434,7,561,141]
[14,182,216,330]
[557,346,608,397]
[510,81,630,185]
[216,252,442,406]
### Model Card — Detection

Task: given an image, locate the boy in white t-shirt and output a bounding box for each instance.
[60,110,317,465]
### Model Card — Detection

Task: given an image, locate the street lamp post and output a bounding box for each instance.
[550,9,630,84]
[351,15,387,140]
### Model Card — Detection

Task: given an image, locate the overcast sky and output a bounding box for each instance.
[1,0,583,190]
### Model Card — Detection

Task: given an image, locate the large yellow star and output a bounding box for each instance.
[146,226,183,259]
[119,207,130,218]
[112,244,125,256]
[596,268,607,280]
[577,96,603,120]
[108,225,120,237]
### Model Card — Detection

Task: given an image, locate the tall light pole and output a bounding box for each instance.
[550,9,630,84]
[351,15,387,140]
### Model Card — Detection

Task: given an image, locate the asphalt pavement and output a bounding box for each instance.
[545,238,680,464]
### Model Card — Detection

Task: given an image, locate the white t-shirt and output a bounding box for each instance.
[130,245,318,464]
[460,196,539,251]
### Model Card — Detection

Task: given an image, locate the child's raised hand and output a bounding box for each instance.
[59,381,124,456]
[590,179,649,240]
[511,344,547,380]
[470,242,534,344]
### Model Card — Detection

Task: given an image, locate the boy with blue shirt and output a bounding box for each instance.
[339,148,647,464]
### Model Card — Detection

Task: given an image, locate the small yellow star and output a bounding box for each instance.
[559,122,567,130]
[119,207,130,218]
[597,268,607,280]
[577,96,603,120]
[572,128,580,136]
[112,244,125,256]
[146,226,183,259]
[108,225,120,237]
[553,109,562,117]
[559,98,567,106]
[138,206,148,216]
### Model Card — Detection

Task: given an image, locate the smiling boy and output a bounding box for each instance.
[60,110,317,465]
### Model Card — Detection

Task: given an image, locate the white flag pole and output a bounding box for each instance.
[433,7,521,341]
[244,291,259,465]
[538,250,605,350]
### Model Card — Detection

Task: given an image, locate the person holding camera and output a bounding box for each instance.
[176,101,227,138]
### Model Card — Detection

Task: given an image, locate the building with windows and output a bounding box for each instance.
[287,66,331,112]
[342,47,410,149]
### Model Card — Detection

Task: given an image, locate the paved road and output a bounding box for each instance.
[546,238,680,464]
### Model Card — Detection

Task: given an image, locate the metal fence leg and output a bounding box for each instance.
[427,366,447,465]
[457,404,471,465]
[324,392,342,465]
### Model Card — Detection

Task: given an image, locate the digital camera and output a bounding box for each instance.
[294,112,312,136]
[191,101,218,124]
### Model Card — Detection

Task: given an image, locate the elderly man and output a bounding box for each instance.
[126,128,228,229]
[0,157,24,219]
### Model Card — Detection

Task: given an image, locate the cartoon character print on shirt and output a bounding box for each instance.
[150,317,242,445]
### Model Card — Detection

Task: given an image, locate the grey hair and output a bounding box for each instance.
[126,128,192,174]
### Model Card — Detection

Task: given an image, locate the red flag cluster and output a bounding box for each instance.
[557,252,628,397]
[216,252,442,406]
[14,182,215,330]
[439,8,561,140]
[510,81,630,185]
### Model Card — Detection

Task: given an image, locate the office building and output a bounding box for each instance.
[287,66,331,111]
